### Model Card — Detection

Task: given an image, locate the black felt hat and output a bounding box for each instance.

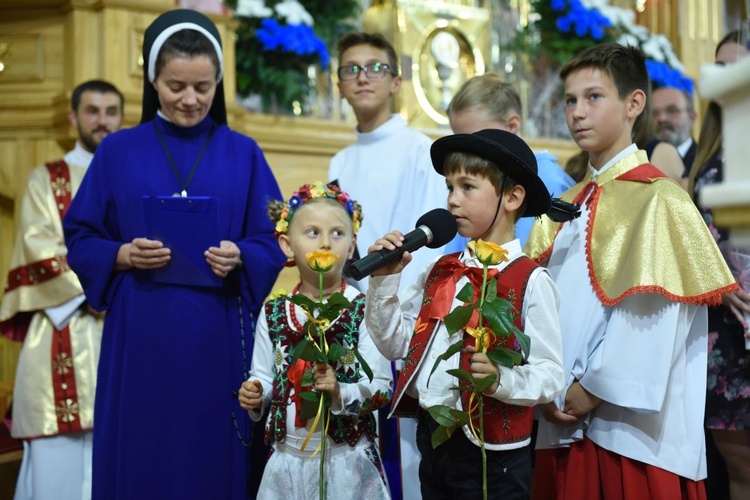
[140,9,227,125]
[431,129,552,218]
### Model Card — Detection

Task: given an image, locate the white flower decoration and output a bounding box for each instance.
[274,0,314,26]
[235,0,273,18]
[273,341,289,372]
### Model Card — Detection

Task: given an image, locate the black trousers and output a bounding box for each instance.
[416,409,531,500]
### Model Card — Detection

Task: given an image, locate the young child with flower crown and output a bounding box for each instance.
[238,181,393,500]
[364,129,568,498]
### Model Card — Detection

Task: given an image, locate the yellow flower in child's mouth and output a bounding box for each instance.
[466,326,496,352]
[306,250,340,272]
[468,239,508,266]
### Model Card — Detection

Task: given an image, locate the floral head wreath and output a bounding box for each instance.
[272,181,362,236]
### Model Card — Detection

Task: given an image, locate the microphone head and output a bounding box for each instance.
[416,208,458,249]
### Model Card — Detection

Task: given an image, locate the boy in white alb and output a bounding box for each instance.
[526,44,738,499]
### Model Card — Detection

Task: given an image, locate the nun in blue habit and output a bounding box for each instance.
[63,9,285,498]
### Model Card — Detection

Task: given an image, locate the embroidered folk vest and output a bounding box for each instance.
[264,294,377,447]
[391,253,539,446]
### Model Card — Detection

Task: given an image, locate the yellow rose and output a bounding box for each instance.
[353,220,361,234]
[467,239,508,266]
[466,326,496,352]
[306,250,340,272]
[310,183,326,198]
[275,219,289,233]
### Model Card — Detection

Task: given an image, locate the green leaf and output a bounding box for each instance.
[514,328,531,359]
[299,390,321,402]
[290,338,316,363]
[327,342,344,363]
[427,405,459,427]
[301,368,315,387]
[487,346,523,368]
[431,424,456,448]
[443,305,473,335]
[446,368,475,384]
[426,340,464,387]
[300,397,319,420]
[289,294,317,312]
[455,283,474,303]
[314,348,327,363]
[485,277,497,303]
[473,374,498,394]
[354,348,374,382]
[448,408,470,424]
[483,298,515,337]
[325,292,353,311]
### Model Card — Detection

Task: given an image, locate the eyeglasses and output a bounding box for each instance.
[337,62,396,81]
[652,106,688,118]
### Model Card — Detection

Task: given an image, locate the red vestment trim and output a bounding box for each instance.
[3,160,72,295]
[50,324,83,433]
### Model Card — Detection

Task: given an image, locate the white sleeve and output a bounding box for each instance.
[490,268,565,406]
[364,260,435,361]
[45,295,86,330]
[578,294,697,413]
[246,308,274,421]
[333,319,394,416]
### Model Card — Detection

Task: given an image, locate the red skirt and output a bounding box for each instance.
[532,438,706,500]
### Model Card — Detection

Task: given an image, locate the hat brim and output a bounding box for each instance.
[431,133,551,218]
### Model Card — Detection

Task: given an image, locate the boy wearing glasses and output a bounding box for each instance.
[328,32,459,500]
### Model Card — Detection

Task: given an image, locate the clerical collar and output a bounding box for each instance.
[677,137,693,158]
[65,141,95,169]
[588,143,638,180]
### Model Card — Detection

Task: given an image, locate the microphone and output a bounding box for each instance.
[349,208,458,281]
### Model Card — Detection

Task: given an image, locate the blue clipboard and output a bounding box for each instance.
[142,196,222,288]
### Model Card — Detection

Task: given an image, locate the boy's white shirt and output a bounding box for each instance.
[246,284,393,451]
[536,143,708,481]
[365,239,565,451]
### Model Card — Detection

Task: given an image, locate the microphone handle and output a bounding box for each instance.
[350,226,432,280]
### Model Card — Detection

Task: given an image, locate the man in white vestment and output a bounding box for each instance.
[0,80,124,500]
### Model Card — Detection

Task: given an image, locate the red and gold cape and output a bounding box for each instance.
[525,150,738,306]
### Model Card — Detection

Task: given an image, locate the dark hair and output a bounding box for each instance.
[336,32,398,74]
[155,29,220,81]
[560,44,649,101]
[561,44,649,145]
[72,80,124,111]
[716,30,744,57]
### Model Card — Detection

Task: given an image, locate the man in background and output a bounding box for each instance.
[647,86,698,177]
[0,80,124,500]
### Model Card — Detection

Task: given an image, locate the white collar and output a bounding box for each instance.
[588,143,638,180]
[63,141,95,168]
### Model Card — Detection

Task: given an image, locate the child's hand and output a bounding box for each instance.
[238,380,263,410]
[540,402,578,425]
[465,344,499,395]
[313,363,341,406]
[367,231,413,276]
[563,380,601,417]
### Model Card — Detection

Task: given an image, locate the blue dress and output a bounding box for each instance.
[63,115,285,498]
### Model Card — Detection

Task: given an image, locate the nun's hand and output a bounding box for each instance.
[205,240,242,277]
[117,238,171,270]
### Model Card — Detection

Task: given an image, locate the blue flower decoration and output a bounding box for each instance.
[289,195,303,209]
[256,18,330,70]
